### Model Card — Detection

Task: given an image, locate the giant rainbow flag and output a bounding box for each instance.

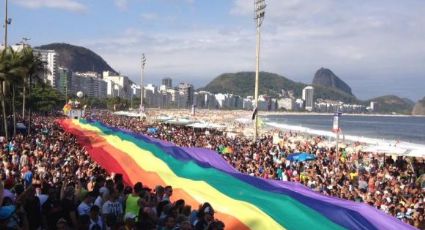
[59,119,415,230]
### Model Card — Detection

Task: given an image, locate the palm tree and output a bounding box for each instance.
[0,47,14,140]
[19,47,45,120]
[8,49,27,136]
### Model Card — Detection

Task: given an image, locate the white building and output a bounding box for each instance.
[178,83,194,107]
[131,84,141,98]
[243,98,254,110]
[295,98,304,110]
[33,49,58,88]
[144,84,158,107]
[277,98,294,111]
[257,95,269,111]
[302,86,314,111]
[71,72,107,98]
[103,71,132,99]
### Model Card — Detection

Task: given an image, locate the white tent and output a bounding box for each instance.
[113,111,142,117]
[363,145,425,158]
[186,122,226,129]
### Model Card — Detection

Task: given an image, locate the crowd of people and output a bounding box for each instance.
[0,115,225,230]
[96,113,425,229]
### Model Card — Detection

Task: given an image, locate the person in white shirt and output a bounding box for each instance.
[102,190,123,223]
[78,192,94,216]
[89,205,104,230]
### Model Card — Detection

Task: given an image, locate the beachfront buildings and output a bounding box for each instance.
[178,83,194,107]
[302,86,314,111]
[72,72,107,98]
[33,49,59,88]
[103,71,133,99]
[194,91,217,109]
[277,98,295,111]
[315,99,366,113]
[162,78,173,89]
[57,67,71,97]
[56,69,108,98]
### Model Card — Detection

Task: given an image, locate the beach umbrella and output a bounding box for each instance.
[147,127,158,134]
[287,152,316,162]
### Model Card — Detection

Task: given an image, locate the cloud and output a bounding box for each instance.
[114,0,128,11]
[78,0,425,100]
[14,0,86,12]
[141,13,159,21]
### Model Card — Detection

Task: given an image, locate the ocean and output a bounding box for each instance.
[264,114,425,146]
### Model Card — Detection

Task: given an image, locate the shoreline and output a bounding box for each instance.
[144,108,423,117]
[133,109,425,156]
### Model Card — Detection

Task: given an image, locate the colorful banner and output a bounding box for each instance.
[58,119,414,230]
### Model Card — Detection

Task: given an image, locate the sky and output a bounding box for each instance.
[4,0,425,101]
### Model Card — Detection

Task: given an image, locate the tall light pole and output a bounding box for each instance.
[2,0,11,140]
[140,53,146,119]
[253,0,266,140]
[4,0,9,47]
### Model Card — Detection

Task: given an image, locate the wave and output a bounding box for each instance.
[265,121,425,155]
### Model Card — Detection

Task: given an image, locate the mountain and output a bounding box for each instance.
[36,43,117,74]
[368,95,414,114]
[402,98,415,106]
[313,68,353,96]
[200,71,358,103]
[412,97,425,115]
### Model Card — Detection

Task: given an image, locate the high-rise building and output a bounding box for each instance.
[57,67,71,98]
[70,72,107,98]
[103,71,132,99]
[144,84,158,107]
[162,78,172,89]
[33,49,58,88]
[302,86,314,111]
[178,83,194,107]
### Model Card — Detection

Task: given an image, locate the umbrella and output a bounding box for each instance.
[147,127,158,134]
[287,152,316,162]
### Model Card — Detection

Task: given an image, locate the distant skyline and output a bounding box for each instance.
[5,0,425,101]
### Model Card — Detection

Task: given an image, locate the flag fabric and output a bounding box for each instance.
[222,147,234,154]
[63,103,72,114]
[58,119,414,230]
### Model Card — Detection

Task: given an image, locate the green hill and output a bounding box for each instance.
[367,95,414,114]
[36,43,117,74]
[200,71,358,103]
[412,97,425,115]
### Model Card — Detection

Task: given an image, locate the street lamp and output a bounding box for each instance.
[3,0,11,47]
[253,0,266,140]
[140,53,146,119]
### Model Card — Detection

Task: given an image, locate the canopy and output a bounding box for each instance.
[362,145,425,158]
[155,115,173,122]
[113,111,142,117]
[287,152,316,162]
[164,118,194,126]
[186,122,226,129]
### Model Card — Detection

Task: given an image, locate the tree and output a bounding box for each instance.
[0,47,16,140]
[19,47,45,119]
[0,46,48,138]
[30,84,65,113]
